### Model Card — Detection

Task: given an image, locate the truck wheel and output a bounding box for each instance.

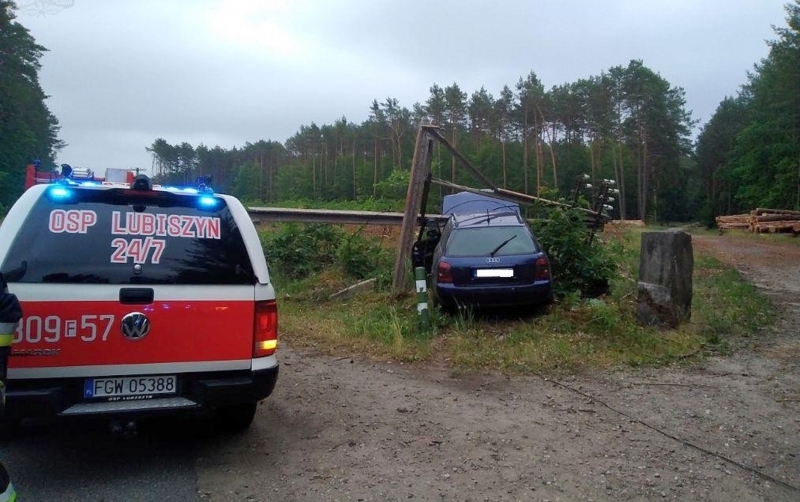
[214,403,257,433]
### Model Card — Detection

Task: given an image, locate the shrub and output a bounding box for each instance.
[261,223,392,283]
[373,169,410,199]
[261,223,343,280]
[337,228,390,279]
[531,207,616,297]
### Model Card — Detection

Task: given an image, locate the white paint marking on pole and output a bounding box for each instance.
[417,302,428,313]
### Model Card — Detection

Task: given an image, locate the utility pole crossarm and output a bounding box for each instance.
[494,187,599,216]
[429,177,601,217]
[422,125,497,191]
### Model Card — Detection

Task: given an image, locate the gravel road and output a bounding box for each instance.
[196,234,800,501]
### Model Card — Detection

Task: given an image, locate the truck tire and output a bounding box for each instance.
[214,402,257,433]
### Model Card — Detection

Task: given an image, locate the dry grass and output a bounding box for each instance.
[275,228,772,374]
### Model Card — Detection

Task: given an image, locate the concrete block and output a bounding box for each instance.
[636,230,693,328]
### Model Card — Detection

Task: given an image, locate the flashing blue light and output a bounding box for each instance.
[80,181,100,186]
[198,195,219,208]
[182,188,198,194]
[49,186,72,199]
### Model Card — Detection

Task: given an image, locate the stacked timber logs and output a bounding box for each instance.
[716,214,750,230]
[716,208,800,234]
[751,208,800,234]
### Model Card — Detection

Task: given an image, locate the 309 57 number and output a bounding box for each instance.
[14,314,115,344]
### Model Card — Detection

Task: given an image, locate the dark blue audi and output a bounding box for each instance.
[430,210,554,310]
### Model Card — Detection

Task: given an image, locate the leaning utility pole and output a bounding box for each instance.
[391,124,608,294]
[391,127,434,294]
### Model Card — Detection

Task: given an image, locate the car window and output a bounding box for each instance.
[0,189,256,285]
[439,219,455,245]
[446,227,538,257]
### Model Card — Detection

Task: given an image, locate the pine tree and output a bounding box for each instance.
[0,0,62,209]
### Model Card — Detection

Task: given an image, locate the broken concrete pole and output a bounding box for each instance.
[636,230,693,328]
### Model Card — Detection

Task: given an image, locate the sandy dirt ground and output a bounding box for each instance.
[196,233,800,501]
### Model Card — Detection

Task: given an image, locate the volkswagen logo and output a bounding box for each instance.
[120,312,150,341]
[485,257,501,263]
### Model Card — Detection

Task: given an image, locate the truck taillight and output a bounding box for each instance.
[535,256,551,281]
[254,300,278,357]
[437,261,453,284]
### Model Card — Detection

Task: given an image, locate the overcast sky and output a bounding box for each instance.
[15,0,790,173]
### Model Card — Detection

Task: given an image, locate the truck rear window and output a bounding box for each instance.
[0,187,256,285]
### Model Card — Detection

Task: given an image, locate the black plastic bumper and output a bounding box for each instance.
[3,365,279,420]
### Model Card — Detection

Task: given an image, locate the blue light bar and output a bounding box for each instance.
[49,186,72,199]
[198,195,219,208]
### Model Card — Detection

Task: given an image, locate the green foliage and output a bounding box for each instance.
[260,223,342,280]
[141,59,695,221]
[653,156,703,224]
[698,3,800,214]
[260,223,391,284]
[231,161,262,202]
[695,96,751,220]
[147,139,197,186]
[531,208,616,297]
[149,139,286,198]
[0,1,62,208]
[373,169,410,199]
[352,303,434,347]
[691,254,772,343]
[336,228,391,280]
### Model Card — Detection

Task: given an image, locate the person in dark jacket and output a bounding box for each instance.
[0,273,21,502]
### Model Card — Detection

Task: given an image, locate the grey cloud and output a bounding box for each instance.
[17,0,788,171]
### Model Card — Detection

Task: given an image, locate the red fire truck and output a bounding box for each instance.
[25,163,136,190]
[2,171,279,434]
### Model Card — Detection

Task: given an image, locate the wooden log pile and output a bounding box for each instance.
[716,214,750,230]
[716,208,800,234]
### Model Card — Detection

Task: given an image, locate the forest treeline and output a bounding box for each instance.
[0,1,61,211]
[148,59,696,222]
[2,1,799,223]
[696,1,800,219]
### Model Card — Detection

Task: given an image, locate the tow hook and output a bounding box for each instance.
[109,419,138,439]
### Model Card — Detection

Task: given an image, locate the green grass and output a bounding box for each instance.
[278,293,434,362]
[690,253,772,351]
[689,226,800,247]
[274,227,774,374]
